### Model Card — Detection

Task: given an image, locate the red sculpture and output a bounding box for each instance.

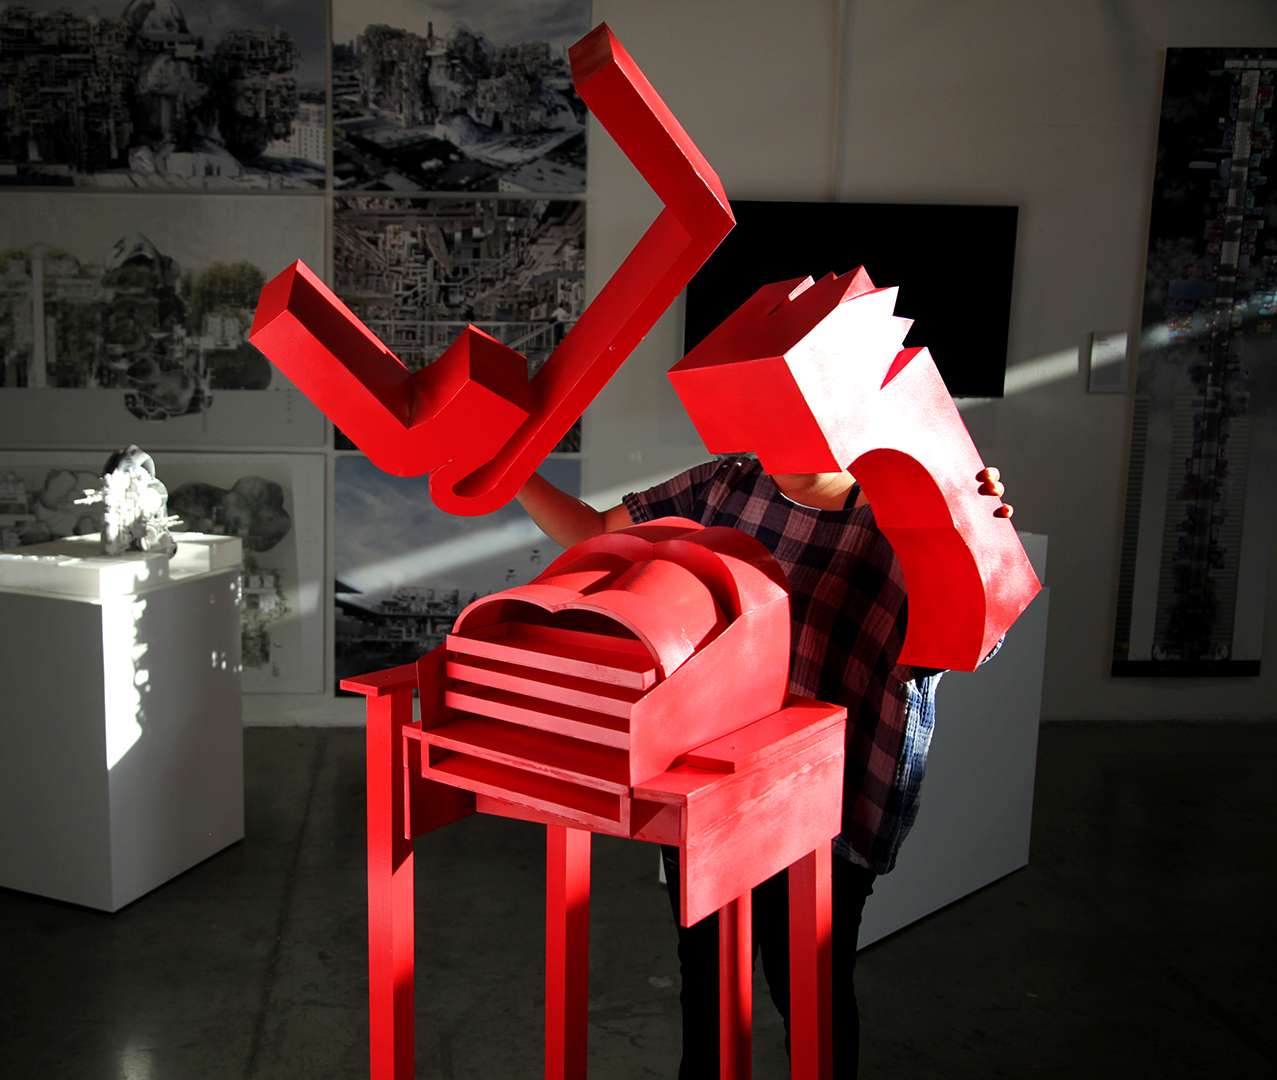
[248,23,734,516]
[344,519,848,1080]
[245,19,1042,1076]
[667,268,1041,671]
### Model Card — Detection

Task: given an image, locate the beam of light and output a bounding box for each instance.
[119,1038,154,1080]
[340,471,681,594]
[577,471,683,513]
[342,516,546,594]
[297,577,320,617]
[955,345,1089,412]
[340,338,1106,592]
[1001,347,1080,395]
[103,596,147,771]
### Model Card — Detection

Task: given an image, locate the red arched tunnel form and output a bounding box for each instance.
[668,268,1042,671]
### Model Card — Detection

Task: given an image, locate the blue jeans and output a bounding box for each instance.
[660,846,876,1079]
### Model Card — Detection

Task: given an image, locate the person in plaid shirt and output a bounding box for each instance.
[517,456,1009,1079]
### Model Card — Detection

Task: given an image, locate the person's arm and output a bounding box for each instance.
[516,471,632,549]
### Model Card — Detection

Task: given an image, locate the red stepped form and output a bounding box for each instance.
[343,518,849,1080]
[428,518,793,810]
[247,22,735,516]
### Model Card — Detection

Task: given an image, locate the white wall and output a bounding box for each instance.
[584,0,1277,720]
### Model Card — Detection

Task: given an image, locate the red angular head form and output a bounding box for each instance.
[668,269,1042,671]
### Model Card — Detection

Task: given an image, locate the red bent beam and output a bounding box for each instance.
[249,23,734,516]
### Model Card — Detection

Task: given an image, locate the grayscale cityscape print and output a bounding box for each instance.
[0,0,327,189]
[334,454,579,691]
[332,194,585,450]
[0,191,325,446]
[1,227,271,418]
[331,0,590,192]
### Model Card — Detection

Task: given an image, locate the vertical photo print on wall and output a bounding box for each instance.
[334,454,580,692]
[0,191,325,447]
[330,195,586,452]
[331,0,590,193]
[1113,49,1277,676]
[0,0,327,189]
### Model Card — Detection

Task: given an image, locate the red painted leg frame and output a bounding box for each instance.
[344,664,843,1080]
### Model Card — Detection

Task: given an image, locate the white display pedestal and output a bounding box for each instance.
[859,532,1050,946]
[0,534,245,912]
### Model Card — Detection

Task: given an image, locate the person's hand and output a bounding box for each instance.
[977,467,1013,518]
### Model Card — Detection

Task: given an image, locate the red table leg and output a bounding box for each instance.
[546,825,591,1080]
[719,892,753,1080]
[788,843,833,1080]
[365,688,417,1080]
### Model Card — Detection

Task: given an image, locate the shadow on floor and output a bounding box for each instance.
[0,722,1273,1078]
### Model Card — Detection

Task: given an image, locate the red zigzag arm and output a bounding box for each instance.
[249,23,734,516]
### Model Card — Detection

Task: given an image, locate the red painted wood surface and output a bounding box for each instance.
[655,719,845,927]
[546,826,591,1080]
[447,519,792,797]
[449,623,659,690]
[248,23,733,515]
[719,894,753,1080]
[448,656,644,718]
[398,647,476,840]
[341,680,416,1080]
[351,518,852,1079]
[789,844,834,1080]
[360,671,843,1080]
[445,683,631,750]
[667,268,1041,670]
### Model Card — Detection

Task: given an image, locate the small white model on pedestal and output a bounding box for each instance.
[0,530,245,912]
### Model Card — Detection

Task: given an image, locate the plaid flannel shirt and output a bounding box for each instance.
[625,456,943,874]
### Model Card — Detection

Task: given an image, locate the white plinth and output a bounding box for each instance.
[0,534,245,911]
[859,532,1050,946]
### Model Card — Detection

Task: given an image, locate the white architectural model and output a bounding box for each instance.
[76,445,181,556]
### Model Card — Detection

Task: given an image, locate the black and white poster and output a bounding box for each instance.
[158,452,324,692]
[334,454,579,690]
[1113,50,1277,675]
[331,0,590,192]
[0,0,327,189]
[332,194,584,451]
[0,191,325,447]
[0,449,325,692]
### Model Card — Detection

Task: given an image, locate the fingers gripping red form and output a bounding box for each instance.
[248,23,734,516]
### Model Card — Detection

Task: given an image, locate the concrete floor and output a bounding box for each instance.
[1,721,1273,1079]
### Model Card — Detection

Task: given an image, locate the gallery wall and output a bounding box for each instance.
[4,0,1276,723]
[0,0,593,723]
[584,0,1277,720]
